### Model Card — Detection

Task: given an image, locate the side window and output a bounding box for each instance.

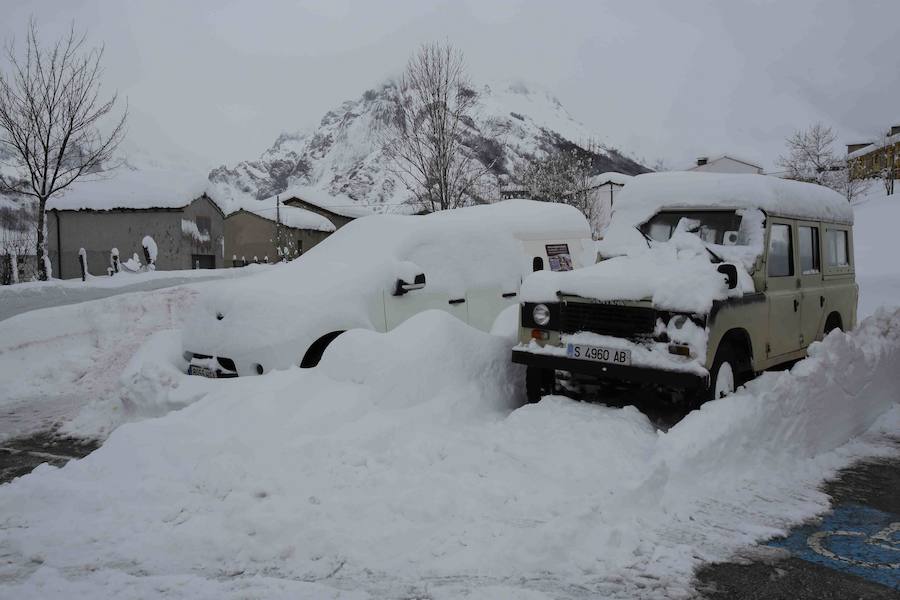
[767,223,793,277]
[798,226,820,274]
[196,216,211,235]
[825,229,849,267]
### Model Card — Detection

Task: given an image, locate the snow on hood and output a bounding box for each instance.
[522,225,754,314]
[184,200,591,368]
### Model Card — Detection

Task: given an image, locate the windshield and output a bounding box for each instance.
[640,210,747,245]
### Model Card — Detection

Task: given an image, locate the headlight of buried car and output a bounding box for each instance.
[533,303,551,327]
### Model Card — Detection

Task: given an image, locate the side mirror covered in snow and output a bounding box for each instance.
[394,273,426,296]
[717,263,738,290]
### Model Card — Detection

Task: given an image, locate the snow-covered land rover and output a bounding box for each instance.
[512,172,857,404]
[183,200,593,377]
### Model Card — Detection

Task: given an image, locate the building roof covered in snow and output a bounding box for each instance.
[279,185,377,219]
[687,154,763,174]
[44,168,334,232]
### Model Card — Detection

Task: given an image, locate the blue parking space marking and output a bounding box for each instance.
[768,504,900,590]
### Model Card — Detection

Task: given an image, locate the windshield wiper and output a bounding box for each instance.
[635,226,653,248]
[705,245,724,264]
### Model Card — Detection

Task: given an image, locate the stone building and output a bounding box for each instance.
[280,185,374,229]
[847,125,900,187]
[47,194,226,278]
[223,199,334,266]
[43,169,343,279]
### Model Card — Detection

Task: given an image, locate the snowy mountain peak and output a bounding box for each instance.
[208,78,648,208]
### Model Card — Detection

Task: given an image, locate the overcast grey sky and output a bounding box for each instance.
[4,0,898,172]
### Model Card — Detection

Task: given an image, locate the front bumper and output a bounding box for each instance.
[511,349,705,390]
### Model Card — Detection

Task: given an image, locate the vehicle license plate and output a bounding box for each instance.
[189,364,217,378]
[566,344,632,366]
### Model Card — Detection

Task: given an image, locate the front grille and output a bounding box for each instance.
[559,302,656,336]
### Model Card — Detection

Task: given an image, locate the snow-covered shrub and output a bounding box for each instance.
[110,248,120,273]
[78,248,88,279]
[142,235,157,271]
[121,253,143,272]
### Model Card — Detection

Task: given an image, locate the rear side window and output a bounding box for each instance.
[825,229,850,267]
[798,226,820,274]
[767,223,793,277]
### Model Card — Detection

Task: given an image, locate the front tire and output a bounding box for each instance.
[690,343,746,407]
[525,367,554,404]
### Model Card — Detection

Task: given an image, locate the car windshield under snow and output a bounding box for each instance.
[640,210,747,245]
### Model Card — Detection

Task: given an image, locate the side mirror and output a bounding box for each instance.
[717,263,738,290]
[394,273,426,296]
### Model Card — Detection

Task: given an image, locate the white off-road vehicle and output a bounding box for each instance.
[512,172,857,404]
[183,200,593,377]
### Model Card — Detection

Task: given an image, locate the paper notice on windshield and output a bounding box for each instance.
[546,243,573,272]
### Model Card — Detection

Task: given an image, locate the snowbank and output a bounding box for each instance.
[0,307,897,598]
[0,287,200,441]
[851,187,900,318]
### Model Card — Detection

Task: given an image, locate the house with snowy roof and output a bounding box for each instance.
[280,185,375,229]
[687,155,763,175]
[44,169,337,278]
[847,125,899,187]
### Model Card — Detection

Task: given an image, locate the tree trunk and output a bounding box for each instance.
[36,197,47,281]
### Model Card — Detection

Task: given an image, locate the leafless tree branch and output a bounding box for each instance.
[0,17,127,279]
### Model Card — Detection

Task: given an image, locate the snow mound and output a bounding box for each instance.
[0,309,897,598]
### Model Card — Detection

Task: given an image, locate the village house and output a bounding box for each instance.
[280,185,374,229]
[43,169,345,279]
[847,125,900,188]
[687,155,763,174]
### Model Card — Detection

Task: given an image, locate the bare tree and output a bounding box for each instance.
[381,42,488,212]
[516,149,605,234]
[777,123,840,187]
[878,131,896,196]
[0,19,126,279]
[835,164,871,204]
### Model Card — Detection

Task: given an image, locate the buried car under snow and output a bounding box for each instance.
[512,172,857,404]
[183,200,593,377]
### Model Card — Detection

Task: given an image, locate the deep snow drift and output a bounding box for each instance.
[0,308,897,599]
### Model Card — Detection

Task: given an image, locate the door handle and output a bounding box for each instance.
[501,292,517,298]
[820,296,825,308]
[793,299,799,312]
[449,298,465,305]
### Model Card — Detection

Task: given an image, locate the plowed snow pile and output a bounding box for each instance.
[1,309,898,599]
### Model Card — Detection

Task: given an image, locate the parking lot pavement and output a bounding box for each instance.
[0,432,98,484]
[695,450,900,599]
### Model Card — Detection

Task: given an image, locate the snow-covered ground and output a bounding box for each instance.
[0,265,266,322]
[0,190,897,599]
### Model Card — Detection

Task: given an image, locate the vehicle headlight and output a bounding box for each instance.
[532,303,551,327]
[672,315,688,329]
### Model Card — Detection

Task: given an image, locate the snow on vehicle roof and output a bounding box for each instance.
[280,184,378,218]
[609,172,852,229]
